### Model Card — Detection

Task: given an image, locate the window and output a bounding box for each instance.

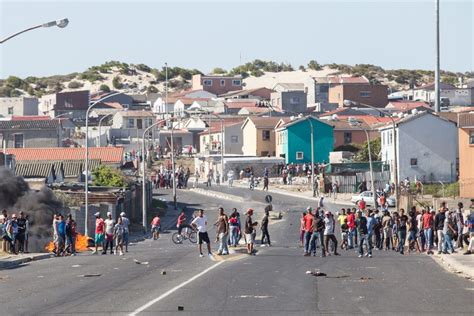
[290,97,300,104]
[147,118,153,127]
[296,151,304,160]
[203,80,212,86]
[220,80,225,87]
[14,134,24,148]
[231,135,238,143]
[360,91,371,98]
[410,158,418,166]
[232,79,241,86]
[127,119,134,128]
[470,132,474,145]
[344,132,352,144]
[262,130,271,141]
[64,98,74,108]
[8,107,14,115]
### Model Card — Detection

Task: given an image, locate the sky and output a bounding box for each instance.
[0,0,472,78]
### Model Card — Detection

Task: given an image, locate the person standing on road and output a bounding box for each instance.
[442,211,456,254]
[365,211,375,257]
[215,207,229,255]
[16,211,27,254]
[229,212,239,247]
[434,205,446,254]
[227,170,234,188]
[463,212,474,255]
[65,214,77,256]
[397,210,408,255]
[57,215,66,256]
[261,209,271,247]
[120,212,130,253]
[454,202,464,249]
[244,208,258,255]
[356,210,370,258]
[303,207,314,256]
[346,209,356,249]
[151,215,161,240]
[408,209,421,253]
[191,209,212,258]
[299,212,306,248]
[114,216,125,256]
[93,212,105,255]
[382,211,393,251]
[323,211,340,256]
[422,208,434,254]
[103,212,115,255]
[311,209,326,257]
[194,169,200,188]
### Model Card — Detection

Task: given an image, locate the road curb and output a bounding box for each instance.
[189,188,245,202]
[0,253,52,270]
[430,253,474,280]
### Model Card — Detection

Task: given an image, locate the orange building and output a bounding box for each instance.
[458,113,474,198]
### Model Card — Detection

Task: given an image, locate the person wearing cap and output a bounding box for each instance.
[244,209,258,255]
[93,212,105,255]
[120,212,130,252]
[103,212,115,255]
[323,211,340,256]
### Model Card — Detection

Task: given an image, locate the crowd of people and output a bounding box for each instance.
[1,210,29,255]
[151,165,192,189]
[92,211,130,256]
[300,201,474,258]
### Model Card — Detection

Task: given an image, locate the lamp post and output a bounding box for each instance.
[97,113,115,147]
[84,92,123,237]
[304,116,315,197]
[205,112,225,183]
[1,18,69,44]
[53,111,72,119]
[343,99,398,211]
[434,0,441,112]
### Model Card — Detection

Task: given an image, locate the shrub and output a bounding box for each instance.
[67,81,83,89]
[99,84,111,92]
[92,165,126,187]
[112,76,123,89]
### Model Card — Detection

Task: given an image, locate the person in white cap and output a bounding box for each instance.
[93,212,105,255]
[120,212,130,252]
[103,212,115,255]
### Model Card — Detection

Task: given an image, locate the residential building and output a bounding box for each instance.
[271,90,308,113]
[0,97,38,117]
[0,119,62,148]
[110,110,156,139]
[90,91,135,108]
[385,101,432,113]
[199,121,244,155]
[275,116,334,164]
[380,112,457,183]
[192,74,243,95]
[458,113,474,197]
[156,129,194,153]
[40,90,90,118]
[241,117,286,157]
[329,83,388,108]
[219,87,273,100]
[326,119,380,149]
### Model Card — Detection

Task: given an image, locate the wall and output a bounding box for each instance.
[459,127,474,197]
[241,121,258,156]
[2,129,60,148]
[225,124,243,155]
[280,91,308,113]
[397,114,458,183]
[329,84,388,107]
[256,127,276,156]
[334,130,379,148]
[0,97,38,117]
[192,74,242,95]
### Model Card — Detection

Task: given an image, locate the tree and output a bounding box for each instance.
[299,65,306,71]
[92,165,126,187]
[211,67,226,74]
[354,137,381,162]
[307,60,322,71]
[147,85,158,93]
[112,76,123,89]
[67,81,83,89]
[99,84,111,92]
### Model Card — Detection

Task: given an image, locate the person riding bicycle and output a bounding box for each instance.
[177,209,192,235]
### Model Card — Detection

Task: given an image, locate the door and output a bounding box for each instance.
[137,119,143,129]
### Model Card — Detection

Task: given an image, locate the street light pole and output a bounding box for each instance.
[1,18,69,44]
[434,0,441,112]
[343,100,398,211]
[362,127,377,207]
[304,117,315,197]
[84,92,122,237]
[97,113,114,147]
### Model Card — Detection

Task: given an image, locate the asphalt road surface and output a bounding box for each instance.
[1,187,472,316]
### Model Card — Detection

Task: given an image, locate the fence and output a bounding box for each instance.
[330,170,391,193]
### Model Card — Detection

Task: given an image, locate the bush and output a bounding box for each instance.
[422,183,459,198]
[6,76,24,89]
[307,60,322,71]
[67,81,83,89]
[99,84,111,92]
[147,85,158,93]
[92,165,126,187]
[135,64,151,72]
[112,76,123,89]
[211,67,226,74]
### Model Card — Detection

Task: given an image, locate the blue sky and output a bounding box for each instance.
[0,0,472,78]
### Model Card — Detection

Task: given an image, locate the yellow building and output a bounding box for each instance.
[241,117,286,157]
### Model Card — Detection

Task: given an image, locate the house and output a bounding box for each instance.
[219,87,273,100]
[275,116,334,164]
[237,107,274,116]
[324,118,380,149]
[0,147,124,167]
[385,101,432,113]
[0,97,38,117]
[156,129,194,153]
[241,117,286,157]
[458,113,474,197]
[111,111,155,130]
[379,112,458,183]
[329,81,388,108]
[0,119,62,148]
[192,74,243,95]
[40,90,90,119]
[199,121,244,155]
[186,99,226,114]
[271,89,308,113]
[90,91,135,108]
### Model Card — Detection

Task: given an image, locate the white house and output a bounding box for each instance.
[380,112,458,183]
[199,121,244,155]
[110,110,156,139]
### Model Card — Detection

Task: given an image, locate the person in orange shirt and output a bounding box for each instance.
[151,215,161,240]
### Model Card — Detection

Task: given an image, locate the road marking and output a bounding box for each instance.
[129,261,225,316]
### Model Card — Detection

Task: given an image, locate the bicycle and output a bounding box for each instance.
[172,227,197,244]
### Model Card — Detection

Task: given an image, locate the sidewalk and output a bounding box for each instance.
[0,253,52,270]
[431,251,474,280]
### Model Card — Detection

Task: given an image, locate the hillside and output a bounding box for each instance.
[0,60,472,98]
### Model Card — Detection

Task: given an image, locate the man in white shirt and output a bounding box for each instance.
[323,211,340,256]
[191,209,212,257]
[104,212,115,255]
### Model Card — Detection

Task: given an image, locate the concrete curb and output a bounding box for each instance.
[0,253,52,270]
[189,188,245,202]
[430,253,474,280]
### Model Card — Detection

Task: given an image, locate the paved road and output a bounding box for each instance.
[0,187,472,315]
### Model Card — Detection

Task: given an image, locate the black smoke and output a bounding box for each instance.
[0,168,63,237]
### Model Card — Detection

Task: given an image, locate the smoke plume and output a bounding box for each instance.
[0,167,63,237]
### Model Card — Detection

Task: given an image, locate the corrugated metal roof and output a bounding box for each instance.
[15,159,102,179]
[0,147,123,163]
[0,120,60,130]
[15,162,55,178]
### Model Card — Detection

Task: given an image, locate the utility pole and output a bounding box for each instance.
[434,0,441,112]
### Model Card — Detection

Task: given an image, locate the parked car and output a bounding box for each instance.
[351,191,396,207]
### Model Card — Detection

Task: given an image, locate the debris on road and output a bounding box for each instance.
[71,264,81,268]
[79,273,101,277]
[178,306,184,311]
[161,271,166,275]
[133,259,149,265]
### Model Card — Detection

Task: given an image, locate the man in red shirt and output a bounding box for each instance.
[346,209,356,249]
[422,209,434,254]
[93,212,105,254]
[303,207,314,256]
[358,199,366,211]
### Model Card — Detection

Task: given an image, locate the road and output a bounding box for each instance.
[0,186,472,315]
